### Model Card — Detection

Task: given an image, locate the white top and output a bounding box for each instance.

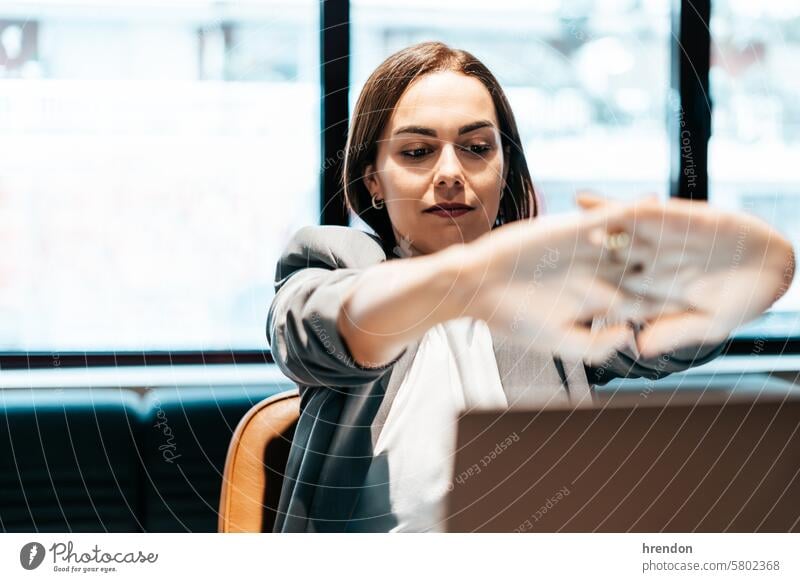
[352,315,507,532]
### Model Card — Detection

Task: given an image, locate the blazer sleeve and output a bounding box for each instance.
[266,224,407,387]
[584,320,728,386]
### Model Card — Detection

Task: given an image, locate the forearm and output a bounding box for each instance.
[337,242,490,367]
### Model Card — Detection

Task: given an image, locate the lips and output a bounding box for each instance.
[424,203,475,218]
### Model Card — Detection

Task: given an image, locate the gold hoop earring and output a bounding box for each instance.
[371,196,385,210]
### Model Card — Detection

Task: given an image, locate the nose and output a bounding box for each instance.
[433,143,464,193]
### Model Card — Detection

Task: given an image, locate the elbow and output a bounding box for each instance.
[336,300,382,369]
[337,294,405,370]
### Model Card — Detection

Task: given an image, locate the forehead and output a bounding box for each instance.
[387,70,499,133]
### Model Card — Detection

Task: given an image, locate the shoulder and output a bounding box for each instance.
[276,225,387,280]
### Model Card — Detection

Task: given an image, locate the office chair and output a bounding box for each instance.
[218,388,300,533]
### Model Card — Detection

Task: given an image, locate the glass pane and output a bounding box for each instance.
[351,0,671,215]
[709,1,800,334]
[0,0,319,350]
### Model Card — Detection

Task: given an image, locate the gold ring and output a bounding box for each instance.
[603,230,631,264]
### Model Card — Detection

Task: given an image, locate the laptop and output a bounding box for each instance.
[445,374,800,532]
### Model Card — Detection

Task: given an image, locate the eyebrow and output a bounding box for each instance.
[392,119,495,137]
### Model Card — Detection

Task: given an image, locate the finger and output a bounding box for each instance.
[575,191,616,211]
[580,198,657,249]
[616,277,695,322]
[554,322,634,366]
[576,192,660,212]
[571,276,657,325]
[634,312,729,359]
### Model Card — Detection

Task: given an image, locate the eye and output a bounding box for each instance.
[401,147,432,159]
[464,143,492,156]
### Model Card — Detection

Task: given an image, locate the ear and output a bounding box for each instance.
[363,163,378,195]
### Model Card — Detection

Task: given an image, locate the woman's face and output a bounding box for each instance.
[364,70,509,256]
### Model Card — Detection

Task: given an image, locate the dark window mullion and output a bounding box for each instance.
[671,0,711,200]
[320,0,351,226]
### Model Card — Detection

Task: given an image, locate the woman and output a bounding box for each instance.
[267,42,794,532]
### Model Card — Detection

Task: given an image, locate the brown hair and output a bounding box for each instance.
[342,41,538,257]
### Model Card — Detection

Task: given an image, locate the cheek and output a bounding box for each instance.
[379,163,424,231]
[382,161,430,198]
[472,161,505,205]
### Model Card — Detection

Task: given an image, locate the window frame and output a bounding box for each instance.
[7,0,795,371]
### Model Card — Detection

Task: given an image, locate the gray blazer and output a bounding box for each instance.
[266,225,726,532]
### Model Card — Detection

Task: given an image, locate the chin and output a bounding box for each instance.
[429,233,475,253]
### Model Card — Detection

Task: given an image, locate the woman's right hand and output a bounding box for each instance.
[462,198,685,365]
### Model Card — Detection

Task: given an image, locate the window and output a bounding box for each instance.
[351,0,671,215]
[2,0,795,357]
[0,1,319,350]
[709,0,800,334]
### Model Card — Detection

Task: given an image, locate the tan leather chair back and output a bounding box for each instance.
[218,389,300,533]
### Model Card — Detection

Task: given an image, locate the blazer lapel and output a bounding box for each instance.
[490,328,594,407]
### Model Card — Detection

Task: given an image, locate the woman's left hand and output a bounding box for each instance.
[576,192,796,358]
